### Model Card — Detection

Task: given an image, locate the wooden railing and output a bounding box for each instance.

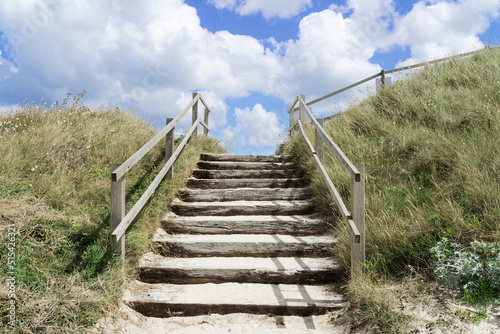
[288,95,365,277]
[287,46,498,277]
[297,46,499,123]
[110,93,211,260]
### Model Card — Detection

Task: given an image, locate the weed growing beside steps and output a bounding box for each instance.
[281,49,499,332]
[0,102,225,332]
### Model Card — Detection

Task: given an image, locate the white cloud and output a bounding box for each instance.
[209,0,237,10]
[271,8,383,103]
[237,0,312,19]
[0,0,498,144]
[223,104,284,149]
[209,0,312,19]
[392,0,500,61]
[0,0,281,132]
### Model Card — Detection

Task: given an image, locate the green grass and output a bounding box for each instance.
[0,98,225,333]
[281,49,499,332]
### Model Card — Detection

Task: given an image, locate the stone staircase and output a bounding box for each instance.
[124,153,344,317]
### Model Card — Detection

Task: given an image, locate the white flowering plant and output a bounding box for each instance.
[430,238,500,304]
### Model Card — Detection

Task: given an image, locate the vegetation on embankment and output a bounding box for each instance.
[0,97,225,333]
[282,49,499,332]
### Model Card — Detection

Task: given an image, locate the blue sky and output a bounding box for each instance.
[1,0,499,155]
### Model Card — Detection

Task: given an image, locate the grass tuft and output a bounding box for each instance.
[0,101,225,332]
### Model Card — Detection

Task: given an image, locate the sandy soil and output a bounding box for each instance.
[94,298,499,334]
[94,304,349,334]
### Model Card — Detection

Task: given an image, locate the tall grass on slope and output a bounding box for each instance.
[284,49,499,332]
[0,101,225,332]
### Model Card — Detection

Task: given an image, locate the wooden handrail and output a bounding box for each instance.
[110,93,210,259]
[287,46,497,278]
[112,94,203,181]
[290,96,365,278]
[297,120,351,221]
[298,46,498,114]
[297,96,361,181]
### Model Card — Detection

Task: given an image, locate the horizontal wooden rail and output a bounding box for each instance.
[298,46,498,114]
[385,46,499,74]
[297,96,361,181]
[306,72,381,107]
[112,94,203,181]
[297,120,352,222]
[111,119,206,242]
[110,93,211,260]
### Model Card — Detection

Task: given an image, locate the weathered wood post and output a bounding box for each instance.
[110,163,125,261]
[380,70,386,88]
[165,118,174,179]
[298,94,306,125]
[204,108,209,135]
[192,92,198,137]
[315,118,324,160]
[351,163,365,277]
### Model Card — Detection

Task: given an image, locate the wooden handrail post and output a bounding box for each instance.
[110,163,125,261]
[315,118,324,160]
[204,108,209,135]
[298,94,306,124]
[380,70,386,88]
[192,92,198,137]
[165,118,174,179]
[351,163,365,277]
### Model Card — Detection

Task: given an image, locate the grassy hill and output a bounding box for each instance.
[0,98,225,332]
[282,49,499,332]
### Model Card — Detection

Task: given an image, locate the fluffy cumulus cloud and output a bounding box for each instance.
[0,0,281,131]
[223,104,284,150]
[392,0,500,62]
[209,0,312,19]
[0,0,498,149]
[271,7,386,107]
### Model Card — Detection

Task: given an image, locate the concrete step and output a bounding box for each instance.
[124,281,344,317]
[138,253,342,284]
[197,161,295,170]
[192,169,299,179]
[187,178,307,189]
[162,214,328,235]
[153,230,335,257]
[171,199,315,216]
[179,187,312,202]
[201,153,292,163]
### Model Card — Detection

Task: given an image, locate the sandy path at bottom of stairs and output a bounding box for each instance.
[93,303,348,334]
